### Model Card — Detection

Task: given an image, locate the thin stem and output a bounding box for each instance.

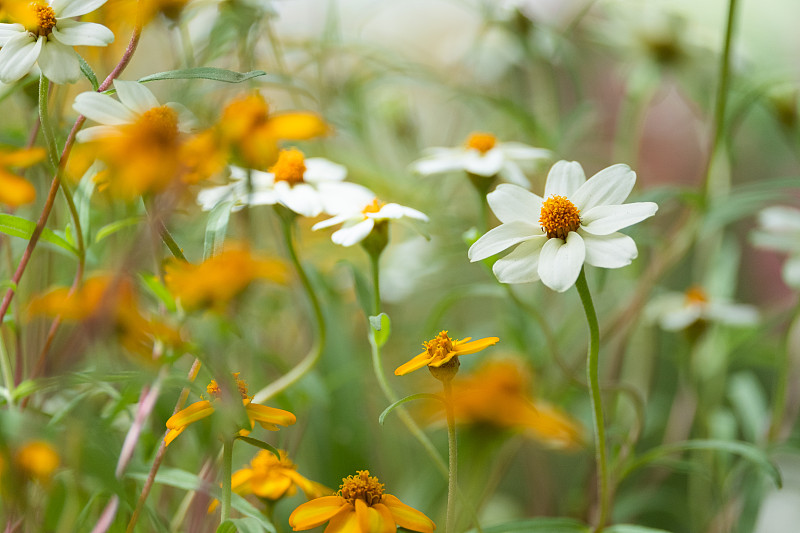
[220,437,234,522]
[252,211,325,403]
[443,380,458,533]
[38,75,58,167]
[769,302,800,441]
[0,331,15,409]
[370,251,381,316]
[575,268,609,531]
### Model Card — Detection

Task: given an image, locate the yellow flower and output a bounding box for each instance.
[15,441,59,483]
[0,147,45,207]
[394,331,499,376]
[446,359,583,449]
[164,247,288,312]
[289,470,435,533]
[165,374,296,446]
[219,92,329,170]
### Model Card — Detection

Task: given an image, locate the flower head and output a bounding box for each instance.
[15,440,59,483]
[394,331,499,379]
[647,286,759,332]
[752,206,800,289]
[469,160,658,292]
[0,0,114,84]
[232,450,330,502]
[165,373,296,446]
[411,132,551,186]
[289,470,435,533]
[0,146,46,207]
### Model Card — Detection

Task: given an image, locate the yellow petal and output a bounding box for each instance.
[0,147,45,168]
[356,499,394,533]
[0,172,36,207]
[381,494,435,533]
[231,468,254,494]
[252,471,293,500]
[246,403,297,427]
[285,470,332,499]
[394,351,434,376]
[324,506,359,533]
[289,496,348,530]
[166,400,214,429]
[372,503,399,533]
[452,336,499,356]
[266,112,329,141]
[164,426,186,447]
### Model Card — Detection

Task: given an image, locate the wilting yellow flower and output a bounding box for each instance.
[164,248,288,312]
[15,441,59,483]
[0,147,45,207]
[219,92,328,170]
[394,330,499,377]
[445,360,583,449]
[289,470,435,533]
[165,373,296,446]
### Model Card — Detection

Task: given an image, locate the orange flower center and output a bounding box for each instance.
[31,3,57,35]
[685,286,708,305]
[362,198,386,216]
[338,470,384,506]
[539,195,581,240]
[132,106,180,146]
[424,331,454,363]
[207,373,249,400]
[270,148,306,185]
[465,132,497,155]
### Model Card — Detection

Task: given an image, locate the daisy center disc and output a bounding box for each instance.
[685,286,708,305]
[270,148,306,185]
[465,132,496,154]
[539,195,581,240]
[339,470,384,506]
[133,106,180,145]
[424,330,454,363]
[361,198,386,215]
[32,3,57,35]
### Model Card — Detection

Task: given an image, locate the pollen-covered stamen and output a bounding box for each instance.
[424,331,454,363]
[539,195,581,240]
[362,198,386,216]
[31,3,57,36]
[206,372,250,401]
[685,287,708,306]
[338,470,385,507]
[132,106,180,146]
[465,132,496,155]
[270,148,306,185]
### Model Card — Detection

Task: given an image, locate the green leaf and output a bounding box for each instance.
[229,518,270,533]
[620,439,781,488]
[0,214,78,257]
[378,393,444,425]
[216,521,237,533]
[139,273,177,313]
[94,217,144,243]
[235,436,281,459]
[138,68,267,84]
[369,313,391,348]
[11,379,38,401]
[204,200,234,259]
[78,55,99,91]
[465,518,590,533]
[604,526,674,533]
[0,280,16,293]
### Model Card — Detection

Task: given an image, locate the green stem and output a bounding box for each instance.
[443,380,458,533]
[370,252,381,316]
[575,268,609,531]
[159,220,188,262]
[769,302,800,441]
[38,75,58,167]
[0,331,15,409]
[221,437,234,522]
[252,209,326,403]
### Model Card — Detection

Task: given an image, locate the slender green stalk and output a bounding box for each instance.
[443,380,458,533]
[0,331,15,409]
[769,302,800,441]
[575,268,609,530]
[38,75,58,167]
[221,437,234,522]
[370,252,381,316]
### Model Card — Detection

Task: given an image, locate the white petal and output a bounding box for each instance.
[783,255,800,289]
[544,160,585,198]
[580,231,638,268]
[371,203,427,221]
[410,151,468,176]
[750,230,800,253]
[73,92,136,125]
[487,183,544,225]
[278,183,323,217]
[492,238,546,284]
[303,158,347,183]
[75,125,119,142]
[463,149,504,176]
[660,306,703,331]
[571,164,636,211]
[497,142,552,161]
[247,190,279,206]
[113,80,159,114]
[317,182,375,215]
[51,0,109,18]
[51,19,114,47]
[197,184,244,211]
[312,214,351,230]
[705,302,759,326]
[580,202,658,235]
[758,206,800,232]
[332,219,375,246]
[537,232,585,292]
[469,221,542,261]
[38,39,81,84]
[0,34,41,84]
[166,102,198,132]
[0,24,24,47]
[497,161,530,187]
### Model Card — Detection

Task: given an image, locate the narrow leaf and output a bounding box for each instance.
[235,436,281,459]
[0,214,79,257]
[138,68,267,84]
[216,521,237,533]
[369,313,391,348]
[204,200,233,259]
[465,518,590,533]
[78,55,99,91]
[94,217,144,243]
[378,393,444,425]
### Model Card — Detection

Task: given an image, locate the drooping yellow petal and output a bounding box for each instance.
[266,112,329,141]
[0,147,46,168]
[163,426,186,447]
[356,499,393,533]
[289,496,348,530]
[452,336,500,356]
[285,470,332,499]
[251,471,293,500]
[0,171,37,207]
[372,503,399,533]
[166,400,215,429]
[394,351,434,376]
[245,403,297,428]
[381,494,435,533]
[323,505,359,533]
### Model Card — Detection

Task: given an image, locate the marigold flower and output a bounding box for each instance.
[0,146,45,207]
[15,440,59,482]
[394,331,499,377]
[164,247,288,312]
[289,470,435,533]
[165,373,296,446]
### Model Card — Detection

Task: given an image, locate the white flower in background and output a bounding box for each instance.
[468,160,658,292]
[647,286,759,331]
[752,206,800,289]
[411,132,551,187]
[313,195,428,247]
[0,0,114,84]
[197,148,371,218]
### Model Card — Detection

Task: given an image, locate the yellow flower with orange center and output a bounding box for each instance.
[228,450,330,504]
[164,247,288,312]
[289,470,435,533]
[394,331,499,377]
[165,373,296,446]
[0,146,45,207]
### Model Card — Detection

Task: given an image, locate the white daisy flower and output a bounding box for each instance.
[0,0,114,84]
[312,196,429,247]
[647,287,759,331]
[752,206,800,289]
[197,148,372,218]
[468,160,658,292]
[411,132,551,187]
